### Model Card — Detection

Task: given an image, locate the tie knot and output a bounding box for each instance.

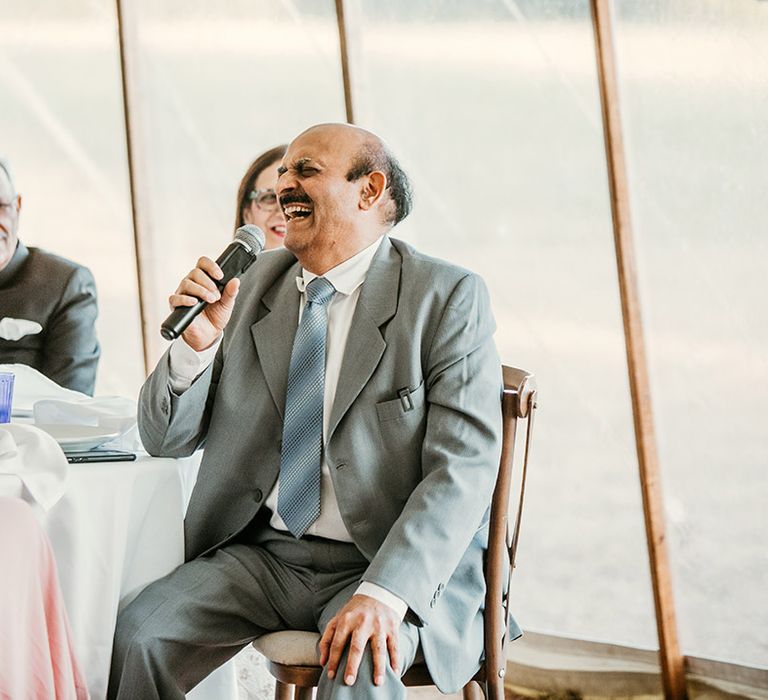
[305,277,336,306]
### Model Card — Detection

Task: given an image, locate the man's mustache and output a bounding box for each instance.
[279,193,313,208]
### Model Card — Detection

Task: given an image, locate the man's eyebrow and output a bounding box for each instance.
[277,157,320,177]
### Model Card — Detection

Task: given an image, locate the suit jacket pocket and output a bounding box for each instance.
[375,381,426,423]
[375,381,427,470]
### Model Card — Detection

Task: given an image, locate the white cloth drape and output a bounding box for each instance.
[0,423,68,509]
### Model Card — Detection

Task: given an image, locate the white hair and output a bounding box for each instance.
[0,156,15,194]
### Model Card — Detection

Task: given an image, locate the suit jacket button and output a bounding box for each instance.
[429,599,436,608]
[254,489,263,502]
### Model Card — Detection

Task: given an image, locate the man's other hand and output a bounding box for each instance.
[319,594,401,687]
[168,256,240,351]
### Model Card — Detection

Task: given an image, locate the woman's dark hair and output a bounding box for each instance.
[234,144,288,232]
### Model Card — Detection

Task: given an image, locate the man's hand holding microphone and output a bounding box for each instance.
[160,225,265,348]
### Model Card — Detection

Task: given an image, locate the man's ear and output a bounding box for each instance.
[359,171,387,211]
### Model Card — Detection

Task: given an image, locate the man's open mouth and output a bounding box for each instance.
[282,204,313,221]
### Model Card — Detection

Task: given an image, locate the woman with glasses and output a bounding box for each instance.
[234,145,288,251]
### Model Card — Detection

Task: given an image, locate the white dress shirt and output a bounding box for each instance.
[167,236,407,619]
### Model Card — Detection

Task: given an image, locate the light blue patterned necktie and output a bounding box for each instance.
[277,276,336,538]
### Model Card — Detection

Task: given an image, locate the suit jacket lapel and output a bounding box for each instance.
[328,237,401,440]
[250,263,301,418]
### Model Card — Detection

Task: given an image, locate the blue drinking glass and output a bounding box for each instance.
[0,372,14,423]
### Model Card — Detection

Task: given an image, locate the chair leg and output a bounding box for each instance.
[295,687,314,700]
[462,680,486,700]
[486,674,506,700]
[274,680,293,700]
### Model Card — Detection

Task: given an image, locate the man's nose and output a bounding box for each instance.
[276,171,296,195]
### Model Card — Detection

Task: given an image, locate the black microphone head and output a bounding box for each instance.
[234,224,266,254]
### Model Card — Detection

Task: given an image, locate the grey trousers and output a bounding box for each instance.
[107,526,420,699]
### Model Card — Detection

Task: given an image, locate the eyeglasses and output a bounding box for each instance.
[248,188,280,213]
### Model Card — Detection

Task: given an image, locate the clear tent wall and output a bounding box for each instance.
[1,0,765,696]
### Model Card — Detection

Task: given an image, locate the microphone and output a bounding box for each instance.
[160,224,266,341]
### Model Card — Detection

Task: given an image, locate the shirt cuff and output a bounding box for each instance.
[168,335,221,394]
[355,583,408,621]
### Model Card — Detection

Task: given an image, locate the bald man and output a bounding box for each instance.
[0,156,99,394]
[109,124,520,699]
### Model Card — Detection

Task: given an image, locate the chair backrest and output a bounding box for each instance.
[482,366,537,698]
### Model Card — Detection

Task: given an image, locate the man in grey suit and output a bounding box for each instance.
[0,156,99,394]
[109,124,520,699]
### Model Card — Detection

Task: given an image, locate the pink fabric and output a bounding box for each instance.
[0,497,88,699]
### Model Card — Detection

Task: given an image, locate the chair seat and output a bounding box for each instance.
[253,631,321,666]
[253,630,438,690]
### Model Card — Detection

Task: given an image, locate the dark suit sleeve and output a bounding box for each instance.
[362,273,503,624]
[41,265,100,395]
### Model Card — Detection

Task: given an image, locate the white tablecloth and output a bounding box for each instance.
[39,452,237,700]
[1,366,238,697]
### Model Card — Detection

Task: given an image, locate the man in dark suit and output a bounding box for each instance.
[0,156,99,395]
[109,124,520,699]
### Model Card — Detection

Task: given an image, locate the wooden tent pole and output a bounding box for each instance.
[589,2,687,698]
[334,0,355,124]
[115,0,155,373]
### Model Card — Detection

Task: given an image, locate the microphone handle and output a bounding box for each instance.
[160,242,257,341]
[160,299,207,342]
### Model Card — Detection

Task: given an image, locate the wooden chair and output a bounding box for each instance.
[253,366,537,700]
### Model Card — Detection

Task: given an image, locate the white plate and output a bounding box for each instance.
[35,424,121,452]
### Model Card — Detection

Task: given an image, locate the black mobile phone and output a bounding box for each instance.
[66,449,137,464]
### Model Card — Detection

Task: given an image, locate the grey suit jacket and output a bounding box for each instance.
[138,236,521,692]
[0,241,100,395]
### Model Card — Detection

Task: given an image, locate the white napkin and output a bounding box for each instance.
[0,424,68,510]
[33,395,140,451]
[0,363,85,414]
[0,317,43,341]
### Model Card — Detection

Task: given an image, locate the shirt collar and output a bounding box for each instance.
[0,240,29,288]
[295,236,385,296]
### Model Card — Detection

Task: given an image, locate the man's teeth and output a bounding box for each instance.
[284,205,312,219]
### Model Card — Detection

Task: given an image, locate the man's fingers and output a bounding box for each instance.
[342,628,368,686]
[220,278,240,305]
[326,624,351,680]
[171,260,223,305]
[386,633,399,675]
[370,635,387,686]
[196,256,223,280]
[177,278,220,304]
[318,619,337,667]
[176,272,238,310]
[188,266,221,292]
[320,597,402,687]
[168,293,201,310]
